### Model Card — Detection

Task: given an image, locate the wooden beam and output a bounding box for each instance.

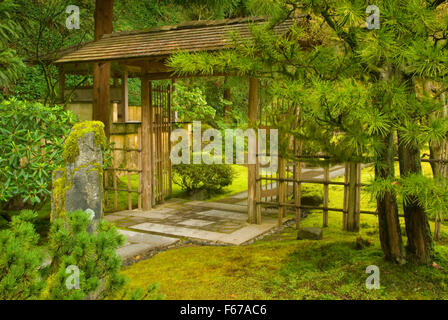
[141,65,153,210]
[248,77,260,224]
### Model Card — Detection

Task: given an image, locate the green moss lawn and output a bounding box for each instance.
[122,211,448,300]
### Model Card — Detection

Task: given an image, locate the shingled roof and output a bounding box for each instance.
[55,17,295,64]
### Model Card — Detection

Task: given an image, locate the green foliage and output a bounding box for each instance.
[0,0,24,88]
[0,210,44,299]
[0,99,78,210]
[172,83,216,125]
[0,209,138,300]
[173,162,235,194]
[43,210,126,300]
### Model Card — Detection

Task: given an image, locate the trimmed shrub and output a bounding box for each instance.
[173,162,234,194]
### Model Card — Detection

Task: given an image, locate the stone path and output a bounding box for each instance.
[110,164,369,264]
[107,200,278,264]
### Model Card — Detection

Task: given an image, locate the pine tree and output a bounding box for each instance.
[169,0,448,264]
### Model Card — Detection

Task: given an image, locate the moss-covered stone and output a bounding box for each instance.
[64,121,106,163]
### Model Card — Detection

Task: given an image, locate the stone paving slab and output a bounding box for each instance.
[104,214,127,222]
[185,201,248,213]
[179,219,215,227]
[119,229,179,245]
[116,230,180,260]
[196,209,248,221]
[117,243,157,260]
[130,219,278,245]
[129,211,175,219]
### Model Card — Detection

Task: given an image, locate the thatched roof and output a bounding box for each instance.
[55,17,295,65]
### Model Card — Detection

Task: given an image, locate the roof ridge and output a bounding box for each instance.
[102,16,269,39]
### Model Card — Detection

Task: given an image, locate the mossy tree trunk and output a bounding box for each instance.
[375,131,406,263]
[398,132,434,265]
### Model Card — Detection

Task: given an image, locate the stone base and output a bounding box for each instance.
[297,227,323,240]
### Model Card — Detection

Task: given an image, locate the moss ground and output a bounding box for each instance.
[122,210,448,300]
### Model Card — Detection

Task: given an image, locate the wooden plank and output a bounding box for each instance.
[247,77,259,224]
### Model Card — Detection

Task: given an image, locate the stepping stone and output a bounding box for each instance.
[297,227,323,240]
[104,214,126,222]
[117,243,155,260]
[197,209,248,221]
[118,229,179,245]
[186,201,248,213]
[131,222,227,242]
[178,219,214,227]
[129,211,175,219]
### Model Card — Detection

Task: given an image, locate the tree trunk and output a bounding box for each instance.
[398,133,434,264]
[375,131,406,263]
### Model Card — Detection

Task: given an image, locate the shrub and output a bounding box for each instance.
[173,162,234,194]
[0,98,77,210]
[0,210,44,299]
[0,210,156,300]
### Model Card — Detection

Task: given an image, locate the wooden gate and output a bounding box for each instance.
[151,84,172,204]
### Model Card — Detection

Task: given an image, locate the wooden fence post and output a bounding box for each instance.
[278,157,286,226]
[248,77,259,224]
[343,163,349,230]
[323,166,330,227]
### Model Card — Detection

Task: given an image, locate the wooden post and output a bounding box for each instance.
[92,0,113,137]
[346,162,359,232]
[323,166,330,227]
[121,68,128,123]
[343,163,349,230]
[224,83,231,123]
[294,140,302,229]
[278,157,286,226]
[58,67,65,105]
[248,77,259,224]
[141,66,153,210]
[355,163,361,230]
[138,127,142,210]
